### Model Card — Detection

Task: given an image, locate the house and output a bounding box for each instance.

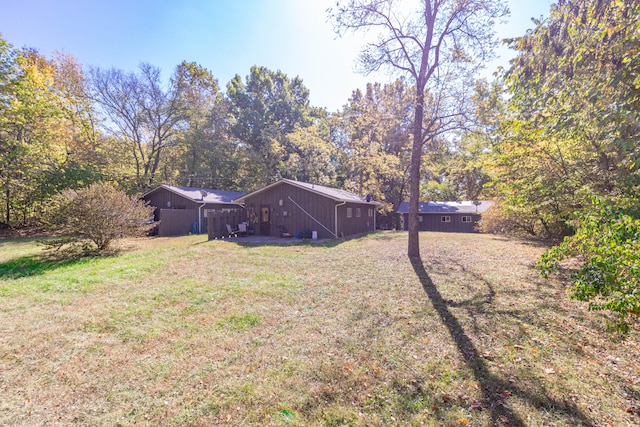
[142,185,245,237]
[396,200,493,233]
[232,179,382,239]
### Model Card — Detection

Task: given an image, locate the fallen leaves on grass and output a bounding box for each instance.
[469,401,484,411]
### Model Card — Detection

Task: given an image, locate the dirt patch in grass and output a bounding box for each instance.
[0,232,638,426]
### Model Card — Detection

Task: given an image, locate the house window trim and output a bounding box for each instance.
[441,215,451,223]
[356,207,361,218]
[462,215,472,223]
[347,207,352,218]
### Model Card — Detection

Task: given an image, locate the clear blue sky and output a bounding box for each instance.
[0,0,554,112]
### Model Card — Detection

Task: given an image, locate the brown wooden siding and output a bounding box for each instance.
[158,209,199,236]
[242,183,333,238]
[401,213,481,233]
[242,182,377,239]
[144,188,201,221]
[336,202,377,237]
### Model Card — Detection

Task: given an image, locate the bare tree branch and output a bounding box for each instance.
[329,0,508,258]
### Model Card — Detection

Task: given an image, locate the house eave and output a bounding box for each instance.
[145,184,244,205]
[234,179,382,207]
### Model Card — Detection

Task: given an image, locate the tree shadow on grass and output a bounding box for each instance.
[410,256,594,426]
[0,246,113,280]
[0,255,82,279]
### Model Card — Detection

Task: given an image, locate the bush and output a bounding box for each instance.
[478,201,538,236]
[538,196,640,333]
[43,183,154,254]
[479,199,572,238]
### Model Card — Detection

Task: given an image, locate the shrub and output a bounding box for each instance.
[478,201,537,236]
[538,196,640,333]
[43,183,154,254]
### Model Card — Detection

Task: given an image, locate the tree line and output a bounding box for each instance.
[0,33,488,228]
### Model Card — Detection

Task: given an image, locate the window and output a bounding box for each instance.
[356,207,361,218]
[462,216,472,223]
[419,216,423,222]
[441,216,451,223]
[368,208,373,217]
[347,207,352,218]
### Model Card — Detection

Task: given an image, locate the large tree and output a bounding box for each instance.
[330,0,507,257]
[0,35,21,225]
[166,61,240,189]
[335,79,413,213]
[226,65,318,188]
[89,63,184,191]
[422,79,504,203]
[0,40,99,226]
[284,123,337,186]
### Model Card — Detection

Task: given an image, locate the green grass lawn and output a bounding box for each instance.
[0,232,638,426]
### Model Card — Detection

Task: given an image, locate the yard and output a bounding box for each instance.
[0,232,638,426]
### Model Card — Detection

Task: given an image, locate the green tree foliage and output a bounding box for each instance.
[330,0,508,257]
[494,0,640,329]
[445,80,504,202]
[43,182,154,254]
[166,61,240,189]
[283,124,337,186]
[335,80,412,213]
[0,38,101,227]
[538,196,640,332]
[226,65,319,187]
[0,35,21,226]
[493,0,640,237]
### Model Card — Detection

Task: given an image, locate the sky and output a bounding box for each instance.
[0,0,554,112]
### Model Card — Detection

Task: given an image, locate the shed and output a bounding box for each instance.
[396,201,493,233]
[233,179,382,239]
[142,185,245,236]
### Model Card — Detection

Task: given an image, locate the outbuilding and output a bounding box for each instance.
[142,185,245,236]
[396,200,493,233]
[233,179,382,239]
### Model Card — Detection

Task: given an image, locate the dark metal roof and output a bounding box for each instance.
[396,201,493,214]
[234,178,383,206]
[143,185,246,204]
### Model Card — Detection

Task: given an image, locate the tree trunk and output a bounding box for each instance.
[407,88,425,259]
[4,184,10,225]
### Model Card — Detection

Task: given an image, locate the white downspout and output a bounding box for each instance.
[335,201,346,238]
[198,203,206,234]
[374,207,377,231]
